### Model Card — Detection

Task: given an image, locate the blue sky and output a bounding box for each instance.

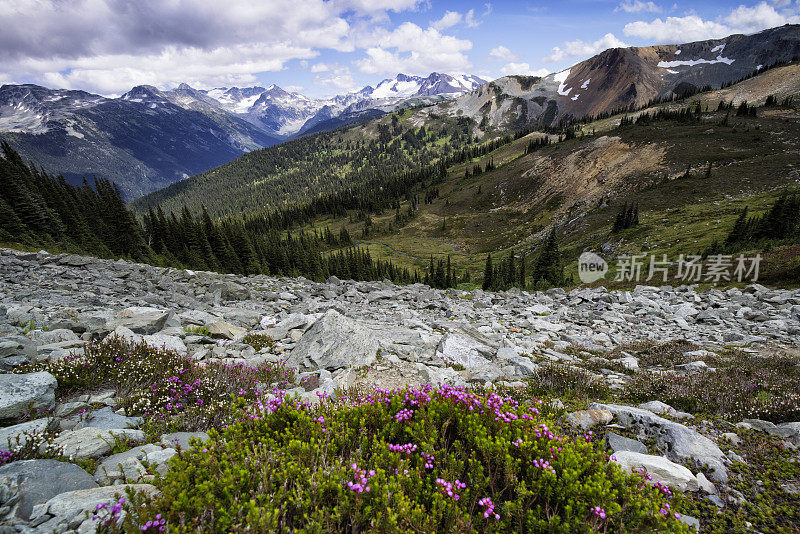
[1,0,798,97]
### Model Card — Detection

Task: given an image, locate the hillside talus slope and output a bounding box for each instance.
[0,248,799,531]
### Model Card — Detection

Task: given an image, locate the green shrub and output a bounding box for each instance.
[241,332,276,352]
[119,385,688,533]
[185,325,212,336]
[525,364,612,401]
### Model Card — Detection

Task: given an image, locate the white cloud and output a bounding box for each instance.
[500,63,549,77]
[354,22,472,75]
[314,65,357,90]
[623,2,800,43]
[0,0,431,95]
[431,11,463,31]
[615,0,662,13]
[311,63,331,72]
[544,33,629,63]
[465,3,493,28]
[489,45,517,61]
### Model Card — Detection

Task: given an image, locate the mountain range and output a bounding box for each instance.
[435,24,800,131]
[0,73,487,198]
[2,25,800,201]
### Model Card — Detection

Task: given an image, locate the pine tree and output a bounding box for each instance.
[482,254,493,291]
[531,228,563,288]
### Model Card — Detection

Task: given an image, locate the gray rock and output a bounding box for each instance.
[0,459,97,520]
[210,281,250,301]
[591,403,728,483]
[0,372,57,420]
[606,431,647,454]
[29,483,158,533]
[71,406,141,431]
[612,451,700,492]
[47,428,145,459]
[108,307,173,335]
[566,410,613,430]
[637,401,693,419]
[141,333,187,353]
[287,310,380,371]
[436,333,491,370]
[0,418,50,449]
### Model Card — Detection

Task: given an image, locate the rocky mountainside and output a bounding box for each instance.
[199,72,488,138]
[435,24,800,130]
[0,84,281,199]
[1,248,799,531]
[0,72,486,199]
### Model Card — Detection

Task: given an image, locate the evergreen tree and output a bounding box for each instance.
[482,254,493,291]
[531,228,563,288]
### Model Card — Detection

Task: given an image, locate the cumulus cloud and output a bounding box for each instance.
[615,0,662,13]
[623,2,800,43]
[500,63,549,77]
[543,33,629,63]
[0,0,440,95]
[314,65,357,90]
[489,46,517,61]
[431,11,463,31]
[465,4,493,28]
[354,22,472,75]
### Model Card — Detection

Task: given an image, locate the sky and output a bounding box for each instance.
[2,0,800,98]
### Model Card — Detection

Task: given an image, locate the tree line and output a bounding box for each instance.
[0,142,418,284]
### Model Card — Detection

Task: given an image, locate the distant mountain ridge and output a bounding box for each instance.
[438,24,800,131]
[192,72,489,137]
[0,72,487,198]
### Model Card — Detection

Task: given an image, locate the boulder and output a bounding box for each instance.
[287,310,380,370]
[141,333,187,353]
[0,417,50,448]
[29,484,158,534]
[435,333,492,370]
[566,409,613,430]
[591,402,727,483]
[206,321,246,340]
[638,401,693,420]
[0,459,97,520]
[210,280,251,301]
[612,451,700,492]
[0,372,57,420]
[108,307,174,335]
[47,428,145,459]
[72,406,141,431]
[606,431,648,454]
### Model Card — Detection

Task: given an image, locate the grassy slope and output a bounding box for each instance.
[292,70,800,287]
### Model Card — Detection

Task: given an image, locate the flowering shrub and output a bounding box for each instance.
[119,384,688,533]
[623,348,800,422]
[16,337,295,435]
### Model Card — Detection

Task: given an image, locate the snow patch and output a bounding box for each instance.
[571,94,580,101]
[554,69,572,96]
[711,44,725,53]
[756,64,763,70]
[675,49,681,55]
[580,78,591,89]
[657,55,734,68]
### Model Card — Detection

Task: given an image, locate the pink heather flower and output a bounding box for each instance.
[591,506,606,519]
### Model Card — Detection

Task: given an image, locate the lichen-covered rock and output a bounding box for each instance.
[0,372,57,420]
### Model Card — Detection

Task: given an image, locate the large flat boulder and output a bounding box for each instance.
[108,307,174,335]
[46,428,145,459]
[29,483,158,533]
[0,417,50,448]
[612,451,700,492]
[435,333,492,370]
[0,459,97,520]
[287,310,379,371]
[0,372,57,420]
[592,402,727,483]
